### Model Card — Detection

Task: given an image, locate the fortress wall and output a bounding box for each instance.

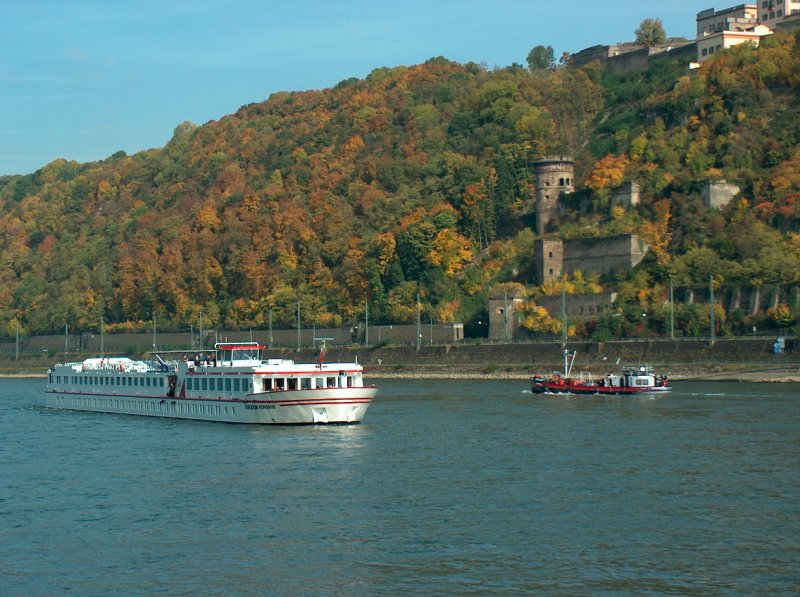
[562,235,648,277]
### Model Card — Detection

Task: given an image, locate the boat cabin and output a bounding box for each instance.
[215,342,264,366]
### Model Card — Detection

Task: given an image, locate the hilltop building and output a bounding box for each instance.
[774,10,800,32]
[696,5,773,62]
[693,2,800,63]
[759,0,800,28]
[570,40,695,74]
[533,156,574,235]
[697,4,759,36]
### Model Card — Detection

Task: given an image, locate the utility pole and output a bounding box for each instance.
[561,276,567,348]
[364,293,369,347]
[503,291,509,343]
[669,275,674,340]
[709,274,715,345]
[416,292,421,351]
[296,301,301,351]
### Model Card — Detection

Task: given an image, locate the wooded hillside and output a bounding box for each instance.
[1,32,798,338]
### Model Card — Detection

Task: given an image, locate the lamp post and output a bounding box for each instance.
[709,274,715,345]
[669,275,674,340]
[416,292,421,351]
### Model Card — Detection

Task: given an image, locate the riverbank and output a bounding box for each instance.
[3,337,797,382]
[364,364,800,382]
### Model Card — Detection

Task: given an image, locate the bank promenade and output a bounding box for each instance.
[3,336,798,382]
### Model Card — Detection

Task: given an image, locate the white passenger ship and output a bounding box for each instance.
[46,342,376,424]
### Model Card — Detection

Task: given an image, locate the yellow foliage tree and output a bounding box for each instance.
[426,229,473,276]
[638,199,672,266]
[585,154,630,191]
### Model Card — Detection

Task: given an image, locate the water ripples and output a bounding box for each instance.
[1,378,798,595]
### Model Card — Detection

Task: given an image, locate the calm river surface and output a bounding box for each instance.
[1,377,798,595]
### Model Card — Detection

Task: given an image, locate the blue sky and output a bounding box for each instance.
[1,0,704,176]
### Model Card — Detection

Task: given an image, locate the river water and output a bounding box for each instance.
[1,377,798,595]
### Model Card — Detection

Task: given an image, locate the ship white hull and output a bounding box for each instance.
[45,388,375,424]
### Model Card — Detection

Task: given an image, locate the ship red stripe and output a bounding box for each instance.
[275,400,372,406]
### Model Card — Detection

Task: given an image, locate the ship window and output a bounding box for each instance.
[287,378,297,391]
[225,378,231,392]
[234,378,240,392]
[301,377,312,390]
[327,376,337,387]
[263,378,273,390]
[275,378,285,391]
[201,378,208,391]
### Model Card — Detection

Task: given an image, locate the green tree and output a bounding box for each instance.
[635,18,666,47]
[526,45,555,72]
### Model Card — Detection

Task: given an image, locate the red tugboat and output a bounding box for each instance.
[530,349,672,395]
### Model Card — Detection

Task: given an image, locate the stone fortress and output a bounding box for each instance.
[570,2,800,74]
[533,155,575,235]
